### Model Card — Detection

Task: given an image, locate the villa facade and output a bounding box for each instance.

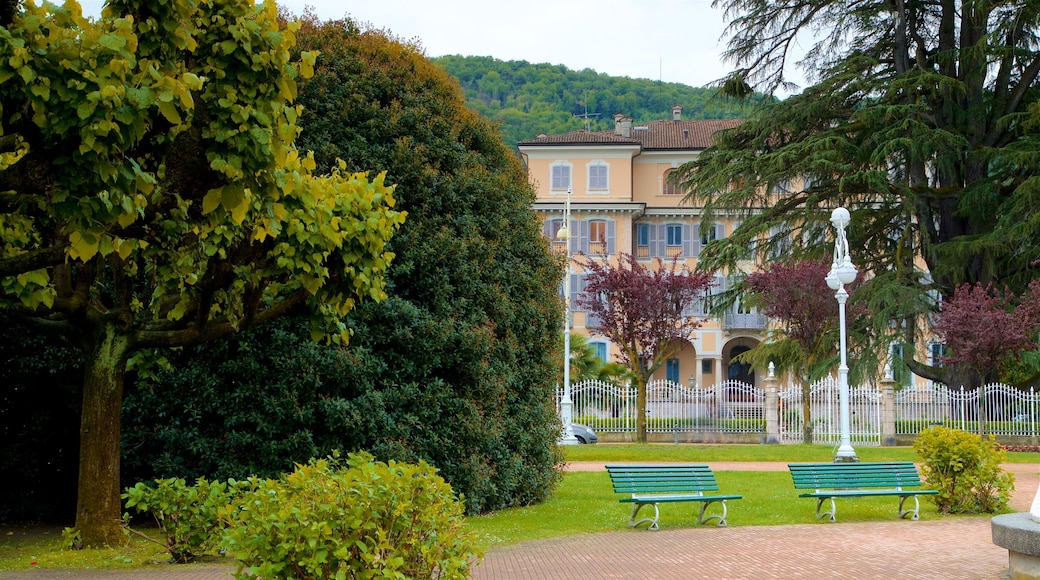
[519,106,766,388]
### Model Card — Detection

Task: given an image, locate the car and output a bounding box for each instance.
[570,423,598,444]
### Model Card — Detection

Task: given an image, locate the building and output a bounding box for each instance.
[519,105,768,389]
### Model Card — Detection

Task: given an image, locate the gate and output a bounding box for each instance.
[778,377,882,446]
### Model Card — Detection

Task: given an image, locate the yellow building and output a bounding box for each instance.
[519,106,767,388]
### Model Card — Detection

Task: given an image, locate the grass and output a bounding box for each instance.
[465,443,1035,551]
[465,468,951,550]
[0,525,174,572]
[2,443,1033,571]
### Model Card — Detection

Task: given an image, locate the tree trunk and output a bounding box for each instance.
[636,378,647,443]
[75,324,131,547]
[800,379,813,444]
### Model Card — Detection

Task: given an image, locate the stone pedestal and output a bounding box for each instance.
[992,513,1040,579]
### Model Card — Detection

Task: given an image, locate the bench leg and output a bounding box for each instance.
[629,502,660,531]
[815,497,837,522]
[898,495,921,520]
[697,500,728,527]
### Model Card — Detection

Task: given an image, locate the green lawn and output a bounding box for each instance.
[465,443,1032,550]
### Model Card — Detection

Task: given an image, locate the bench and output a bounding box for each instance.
[788,461,938,522]
[605,464,742,530]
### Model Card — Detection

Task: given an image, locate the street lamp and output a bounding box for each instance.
[826,207,859,462]
[558,187,578,444]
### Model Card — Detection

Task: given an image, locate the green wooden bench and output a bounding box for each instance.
[788,461,938,522]
[605,464,742,530]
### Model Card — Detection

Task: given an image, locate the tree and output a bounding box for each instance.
[576,254,714,442]
[677,0,1040,388]
[0,1,403,545]
[291,14,566,513]
[932,281,1040,387]
[742,258,853,442]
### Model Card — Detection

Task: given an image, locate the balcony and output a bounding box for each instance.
[722,312,768,330]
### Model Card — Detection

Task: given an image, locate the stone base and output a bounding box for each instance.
[992,513,1040,580]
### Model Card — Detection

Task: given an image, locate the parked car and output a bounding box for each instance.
[571,423,598,444]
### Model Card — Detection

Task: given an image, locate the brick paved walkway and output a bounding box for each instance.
[4,463,1035,580]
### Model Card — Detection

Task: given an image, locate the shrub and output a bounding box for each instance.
[220,453,479,579]
[123,477,241,562]
[913,426,1015,514]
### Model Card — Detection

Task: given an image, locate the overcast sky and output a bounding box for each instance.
[76,0,744,90]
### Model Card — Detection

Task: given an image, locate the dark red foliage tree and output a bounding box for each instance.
[576,253,714,443]
[932,281,1040,388]
[744,258,849,443]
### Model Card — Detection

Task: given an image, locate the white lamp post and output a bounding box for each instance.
[825,207,859,462]
[558,187,578,444]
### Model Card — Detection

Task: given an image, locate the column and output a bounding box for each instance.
[764,362,780,444]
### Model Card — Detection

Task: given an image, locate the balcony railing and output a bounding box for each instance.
[723,312,768,330]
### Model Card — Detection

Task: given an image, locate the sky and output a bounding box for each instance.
[75,0,743,90]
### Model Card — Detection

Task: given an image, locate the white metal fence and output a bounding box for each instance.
[557,379,1039,442]
[561,379,763,435]
[895,383,1039,437]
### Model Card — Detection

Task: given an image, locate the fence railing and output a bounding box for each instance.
[895,383,1039,437]
[556,380,1039,443]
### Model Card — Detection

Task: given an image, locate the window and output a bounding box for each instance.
[589,220,607,244]
[666,358,680,383]
[701,359,713,374]
[666,224,683,246]
[890,343,911,386]
[700,223,724,245]
[588,162,608,191]
[768,225,792,259]
[547,218,567,253]
[636,223,650,258]
[588,220,607,255]
[929,343,947,367]
[551,162,572,191]
[591,341,608,363]
[547,218,564,240]
[663,168,681,195]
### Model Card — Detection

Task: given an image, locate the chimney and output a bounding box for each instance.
[672,104,683,121]
[613,113,625,135]
[614,115,633,137]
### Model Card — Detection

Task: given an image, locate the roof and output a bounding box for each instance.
[518,118,742,150]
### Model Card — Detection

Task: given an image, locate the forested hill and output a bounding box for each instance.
[432,55,760,148]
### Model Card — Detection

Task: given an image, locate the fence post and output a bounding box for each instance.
[764,362,780,444]
[881,374,896,446]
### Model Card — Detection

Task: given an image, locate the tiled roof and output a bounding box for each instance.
[519,118,742,150]
[518,131,640,145]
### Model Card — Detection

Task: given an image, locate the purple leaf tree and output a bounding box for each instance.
[576,253,714,442]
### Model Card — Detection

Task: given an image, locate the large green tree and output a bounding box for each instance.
[678,0,1040,388]
[0,1,403,545]
[291,14,566,513]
